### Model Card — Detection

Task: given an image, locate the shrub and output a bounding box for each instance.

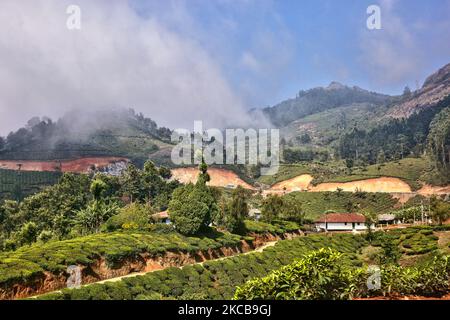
[234,248,362,300]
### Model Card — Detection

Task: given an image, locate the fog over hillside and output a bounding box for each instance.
[0,0,262,136]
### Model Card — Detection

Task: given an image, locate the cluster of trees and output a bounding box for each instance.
[263,84,390,127]
[427,107,450,181]
[260,194,305,224]
[392,196,450,225]
[283,147,330,163]
[337,96,450,166]
[0,161,178,250]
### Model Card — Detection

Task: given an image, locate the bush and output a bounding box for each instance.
[37,233,368,300]
[234,248,363,300]
[104,203,153,231]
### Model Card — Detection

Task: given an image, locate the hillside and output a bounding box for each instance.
[0,108,174,166]
[262,82,392,128]
[386,63,450,119]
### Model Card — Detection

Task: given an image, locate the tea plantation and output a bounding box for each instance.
[36,233,367,300]
[0,229,245,287]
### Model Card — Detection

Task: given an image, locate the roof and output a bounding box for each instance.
[378,214,396,221]
[315,213,366,223]
[152,210,169,219]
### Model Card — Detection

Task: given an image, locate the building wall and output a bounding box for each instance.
[316,222,371,231]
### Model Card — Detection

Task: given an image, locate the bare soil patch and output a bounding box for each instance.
[171,167,255,189]
[310,177,412,193]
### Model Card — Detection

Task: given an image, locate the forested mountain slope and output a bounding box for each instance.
[0,109,173,165]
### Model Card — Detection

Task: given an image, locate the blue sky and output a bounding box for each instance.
[131,0,450,107]
[0,0,449,134]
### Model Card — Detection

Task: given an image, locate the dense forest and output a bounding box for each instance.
[336,96,450,178]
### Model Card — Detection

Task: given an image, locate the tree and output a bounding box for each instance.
[75,200,119,235]
[168,163,217,235]
[158,166,172,180]
[261,195,283,223]
[105,203,153,231]
[16,222,38,246]
[0,200,21,236]
[362,210,377,241]
[403,86,412,98]
[221,186,249,233]
[281,196,305,224]
[378,234,401,265]
[90,179,108,200]
[430,196,450,225]
[168,184,209,235]
[197,159,210,185]
[120,164,142,203]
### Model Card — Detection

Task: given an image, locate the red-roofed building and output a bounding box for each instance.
[152,210,171,224]
[315,213,371,232]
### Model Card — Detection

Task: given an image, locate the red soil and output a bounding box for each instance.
[0,157,129,173]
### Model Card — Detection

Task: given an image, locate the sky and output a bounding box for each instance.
[0,0,449,135]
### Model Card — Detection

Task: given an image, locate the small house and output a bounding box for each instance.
[315,213,371,232]
[378,214,396,225]
[152,210,171,225]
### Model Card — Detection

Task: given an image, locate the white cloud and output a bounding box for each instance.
[240,51,261,72]
[359,0,423,85]
[0,0,256,136]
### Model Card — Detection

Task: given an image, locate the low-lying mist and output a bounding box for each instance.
[0,0,271,137]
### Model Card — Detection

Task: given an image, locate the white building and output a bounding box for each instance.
[315,213,371,232]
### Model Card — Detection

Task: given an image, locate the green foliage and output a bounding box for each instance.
[36,233,367,300]
[0,230,244,286]
[261,194,283,223]
[0,169,62,200]
[234,248,362,300]
[104,203,153,231]
[375,256,450,297]
[283,191,397,220]
[169,164,218,235]
[392,206,422,223]
[75,200,120,235]
[280,196,305,223]
[430,196,450,225]
[168,184,210,235]
[338,96,450,166]
[377,234,401,265]
[427,107,450,182]
[0,173,91,246]
[235,248,450,300]
[216,186,249,234]
[0,109,173,163]
[243,220,300,235]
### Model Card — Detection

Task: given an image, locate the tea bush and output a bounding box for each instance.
[0,230,243,286]
[36,233,367,300]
